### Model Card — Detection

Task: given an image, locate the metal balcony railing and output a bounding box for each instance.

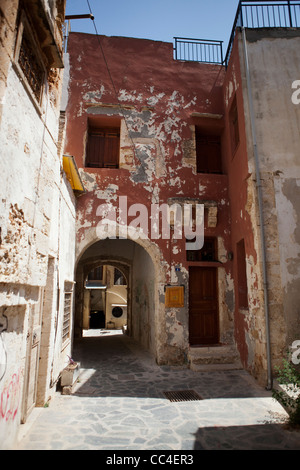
[224,1,300,66]
[174,2,300,67]
[174,37,224,65]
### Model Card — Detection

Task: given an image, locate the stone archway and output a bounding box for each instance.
[74,234,167,361]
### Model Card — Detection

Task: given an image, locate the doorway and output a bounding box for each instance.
[84,265,128,331]
[189,266,219,345]
[21,289,44,423]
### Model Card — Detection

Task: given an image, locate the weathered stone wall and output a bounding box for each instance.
[0,0,19,127]
[0,0,76,450]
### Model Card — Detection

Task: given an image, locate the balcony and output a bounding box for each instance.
[225,0,300,66]
[173,1,300,67]
[173,38,223,65]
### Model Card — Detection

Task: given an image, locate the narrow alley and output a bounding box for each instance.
[14,330,300,451]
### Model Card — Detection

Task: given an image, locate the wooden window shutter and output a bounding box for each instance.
[86,127,120,168]
[196,132,222,174]
[103,130,120,168]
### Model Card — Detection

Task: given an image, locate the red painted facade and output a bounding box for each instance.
[64,32,260,373]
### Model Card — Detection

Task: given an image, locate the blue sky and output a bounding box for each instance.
[65,0,240,51]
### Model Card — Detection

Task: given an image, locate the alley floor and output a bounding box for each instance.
[14,330,300,451]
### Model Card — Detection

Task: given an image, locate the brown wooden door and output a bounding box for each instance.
[189,267,218,345]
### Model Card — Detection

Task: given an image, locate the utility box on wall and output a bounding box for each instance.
[165,286,185,308]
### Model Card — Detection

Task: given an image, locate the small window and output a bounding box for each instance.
[229,96,240,153]
[114,268,126,285]
[62,292,72,343]
[86,126,120,168]
[88,266,103,281]
[187,237,217,262]
[195,128,222,174]
[236,239,248,309]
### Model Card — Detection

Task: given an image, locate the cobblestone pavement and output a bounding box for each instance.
[15,331,300,451]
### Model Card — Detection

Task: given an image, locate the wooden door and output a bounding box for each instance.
[189,267,218,345]
[21,289,43,423]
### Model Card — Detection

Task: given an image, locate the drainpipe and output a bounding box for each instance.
[241,28,272,390]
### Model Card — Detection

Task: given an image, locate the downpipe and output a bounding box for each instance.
[241,27,273,390]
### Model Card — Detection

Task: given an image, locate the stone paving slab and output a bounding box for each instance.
[14,331,300,450]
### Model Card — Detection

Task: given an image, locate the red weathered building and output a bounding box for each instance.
[63,2,300,388]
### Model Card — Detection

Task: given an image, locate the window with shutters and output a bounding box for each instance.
[195,128,222,174]
[86,126,120,168]
[14,11,46,106]
[229,96,240,154]
[186,237,217,262]
[88,266,103,281]
[62,292,72,344]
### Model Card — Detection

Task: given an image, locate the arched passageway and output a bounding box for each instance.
[74,238,160,357]
[84,264,128,331]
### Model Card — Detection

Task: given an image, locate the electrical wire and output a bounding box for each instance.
[85,0,139,164]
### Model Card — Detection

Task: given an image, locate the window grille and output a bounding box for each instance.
[62,292,72,343]
[17,20,45,103]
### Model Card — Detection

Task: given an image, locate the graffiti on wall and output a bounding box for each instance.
[0,313,21,422]
[0,370,21,422]
[0,313,7,381]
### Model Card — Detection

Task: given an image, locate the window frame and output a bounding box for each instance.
[62,291,72,345]
[85,125,120,169]
[14,11,47,109]
[61,281,74,347]
[114,268,127,286]
[88,266,103,281]
[229,96,240,154]
[195,127,223,175]
[186,237,218,262]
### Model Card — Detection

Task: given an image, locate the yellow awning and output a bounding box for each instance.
[63,155,85,194]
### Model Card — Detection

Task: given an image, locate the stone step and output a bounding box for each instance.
[188,345,242,371]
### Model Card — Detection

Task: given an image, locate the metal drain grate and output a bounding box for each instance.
[163,390,203,402]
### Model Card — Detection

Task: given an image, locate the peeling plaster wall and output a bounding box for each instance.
[224,29,300,385]
[65,33,234,364]
[242,30,300,358]
[223,33,268,384]
[243,30,300,365]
